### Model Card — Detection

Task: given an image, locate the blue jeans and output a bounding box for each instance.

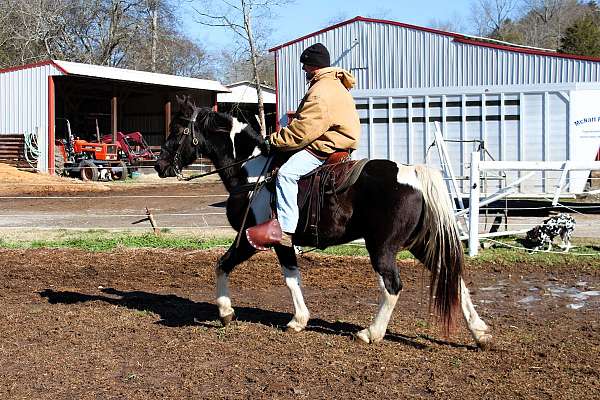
[276,150,325,233]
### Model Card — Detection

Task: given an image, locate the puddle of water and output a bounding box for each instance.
[547,287,565,295]
[567,290,600,301]
[518,295,540,304]
[575,281,588,287]
[480,286,504,292]
[581,290,600,297]
[567,303,585,310]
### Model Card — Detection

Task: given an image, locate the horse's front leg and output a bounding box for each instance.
[275,245,310,332]
[216,240,256,326]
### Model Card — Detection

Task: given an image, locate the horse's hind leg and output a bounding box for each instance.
[460,278,493,349]
[275,245,310,332]
[216,240,256,326]
[356,250,401,344]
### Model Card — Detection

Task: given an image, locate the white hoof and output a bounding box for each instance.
[286,314,309,333]
[476,333,493,350]
[355,328,371,344]
[355,327,384,344]
[219,311,236,326]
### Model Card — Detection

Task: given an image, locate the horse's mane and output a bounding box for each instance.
[196,107,233,135]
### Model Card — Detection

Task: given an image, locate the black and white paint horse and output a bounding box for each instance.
[155,97,493,348]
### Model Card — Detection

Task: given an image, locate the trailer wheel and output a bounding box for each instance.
[111,161,128,181]
[79,160,99,181]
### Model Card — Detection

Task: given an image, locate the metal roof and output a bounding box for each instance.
[52,60,230,92]
[269,16,600,63]
[0,60,229,92]
[218,81,276,104]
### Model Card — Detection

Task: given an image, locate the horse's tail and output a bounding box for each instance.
[409,165,463,333]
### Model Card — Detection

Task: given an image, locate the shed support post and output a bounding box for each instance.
[111,96,118,143]
[468,151,481,257]
[48,76,55,175]
[165,100,171,138]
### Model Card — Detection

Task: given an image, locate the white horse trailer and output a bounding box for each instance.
[351,84,600,196]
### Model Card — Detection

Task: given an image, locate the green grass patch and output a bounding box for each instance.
[0,230,233,251]
[469,236,600,268]
[0,230,598,269]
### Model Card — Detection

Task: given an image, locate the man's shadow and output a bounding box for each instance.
[39,288,474,350]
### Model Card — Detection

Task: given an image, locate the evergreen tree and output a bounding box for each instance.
[559,14,600,56]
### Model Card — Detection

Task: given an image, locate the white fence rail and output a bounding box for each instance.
[466,151,600,256]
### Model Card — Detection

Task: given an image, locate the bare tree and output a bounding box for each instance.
[518,0,588,48]
[428,13,467,33]
[469,0,520,36]
[0,0,215,78]
[192,0,291,137]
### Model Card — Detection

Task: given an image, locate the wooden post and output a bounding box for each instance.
[146,207,160,235]
[111,96,118,143]
[164,100,171,138]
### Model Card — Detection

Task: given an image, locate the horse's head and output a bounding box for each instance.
[155,95,204,178]
[155,94,268,179]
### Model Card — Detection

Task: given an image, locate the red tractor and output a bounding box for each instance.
[55,119,128,181]
[101,131,156,169]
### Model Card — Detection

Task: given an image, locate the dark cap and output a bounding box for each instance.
[300,43,330,68]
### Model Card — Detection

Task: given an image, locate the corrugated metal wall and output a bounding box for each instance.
[0,63,64,172]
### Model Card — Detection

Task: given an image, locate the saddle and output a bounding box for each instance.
[246,151,369,250]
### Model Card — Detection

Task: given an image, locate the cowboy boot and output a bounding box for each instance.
[280,232,293,247]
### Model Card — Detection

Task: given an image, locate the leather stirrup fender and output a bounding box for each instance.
[245,219,283,251]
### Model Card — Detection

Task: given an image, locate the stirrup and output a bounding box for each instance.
[245,219,283,251]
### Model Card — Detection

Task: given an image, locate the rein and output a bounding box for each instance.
[179,154,261,181]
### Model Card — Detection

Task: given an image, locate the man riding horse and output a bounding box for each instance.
[267,43,361,247]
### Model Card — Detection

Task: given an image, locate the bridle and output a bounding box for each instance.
[168,107,262,182]
[172,108,201,179]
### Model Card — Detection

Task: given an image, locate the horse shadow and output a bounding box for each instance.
[38,288,474,350]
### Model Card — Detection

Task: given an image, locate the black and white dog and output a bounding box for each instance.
[525,213,576,252]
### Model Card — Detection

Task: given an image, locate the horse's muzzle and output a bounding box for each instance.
[154,159,175,178]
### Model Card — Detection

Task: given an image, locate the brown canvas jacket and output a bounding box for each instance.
[269,67,361,155]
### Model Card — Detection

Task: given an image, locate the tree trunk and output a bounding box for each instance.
[149,0,158,72]
[243,1,267,137]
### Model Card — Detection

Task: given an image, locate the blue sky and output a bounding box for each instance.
[184,0,473,52]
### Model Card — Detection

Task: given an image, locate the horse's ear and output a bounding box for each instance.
[175,94,186,106]
[186,95,197,109]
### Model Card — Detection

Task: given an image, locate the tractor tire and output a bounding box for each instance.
[79,159,99,181]
[111,160,128,181]
[54,151,65,176]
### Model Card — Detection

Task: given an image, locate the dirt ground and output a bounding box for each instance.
[0,248,598,399]
[1,164,600,398]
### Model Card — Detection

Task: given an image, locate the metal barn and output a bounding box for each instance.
[0,60,229,173]
[269,16,600,194]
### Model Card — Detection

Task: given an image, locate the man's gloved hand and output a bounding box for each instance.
[260,136,271,156]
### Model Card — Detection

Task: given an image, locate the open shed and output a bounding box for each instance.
[0,60,229,173]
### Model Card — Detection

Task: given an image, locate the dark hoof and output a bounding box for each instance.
[220,312,236,326]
